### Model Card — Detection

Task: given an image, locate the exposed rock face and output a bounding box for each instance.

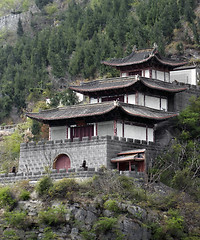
[4,199,152,240]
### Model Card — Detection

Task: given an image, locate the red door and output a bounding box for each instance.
[55,154,71,172]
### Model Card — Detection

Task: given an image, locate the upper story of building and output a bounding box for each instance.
[102,46,186,82]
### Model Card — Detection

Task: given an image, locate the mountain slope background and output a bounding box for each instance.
[0,0,200,123]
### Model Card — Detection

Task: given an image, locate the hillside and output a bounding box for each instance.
[0,0,200,124]
[0,173,199,240]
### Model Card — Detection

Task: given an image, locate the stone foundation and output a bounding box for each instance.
[19,135,159,174]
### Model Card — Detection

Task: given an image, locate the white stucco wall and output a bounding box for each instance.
[165,72,170,82]
[50,126,67,140]
[138,93,144,105]
[124,124,146,140]
[161,98,167,111]
[98,121,114,136]
[121,72,127,77]
[128,94,136,104]
[145,95,160,109]
[117,122,123,138]
[145,70,150,78]
[147,128,154,142]
[157,71,164,81]
[170,68,197,85]
[90,97,98,104]
[123,124,154,141]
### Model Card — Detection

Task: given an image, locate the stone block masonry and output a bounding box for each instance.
[19,135,159,174]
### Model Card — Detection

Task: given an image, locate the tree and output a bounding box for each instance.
[17,18,24,37]
[35,0,53,10]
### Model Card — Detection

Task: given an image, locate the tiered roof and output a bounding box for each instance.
[26,101,177,124]
[70,76,187,94]
[102,47,187,68]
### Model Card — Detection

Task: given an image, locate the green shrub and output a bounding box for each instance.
[0,187,16,210]
[94,217,117,234]
[2,229,20,240]
[152,209,186,240]
[42,227,57,240]
[36,176,53,197]
[49,178,79,198]
[4,210,28,229]
[38,205,66,226]
[104,199,120,212]
[118,175,135,191]
[19,190,30,201]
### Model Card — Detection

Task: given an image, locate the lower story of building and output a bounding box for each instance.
[19,135,159,174]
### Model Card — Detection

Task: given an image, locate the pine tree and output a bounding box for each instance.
[17,18,24,37]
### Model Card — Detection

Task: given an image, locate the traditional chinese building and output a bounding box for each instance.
[19,46,191,174]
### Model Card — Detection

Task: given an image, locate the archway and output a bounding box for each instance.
[53,154,71,172]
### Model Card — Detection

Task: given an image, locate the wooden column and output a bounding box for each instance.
[129,161,131,171]
[114,120,117,136]
[49,127,51,140]
[117,162,119,171]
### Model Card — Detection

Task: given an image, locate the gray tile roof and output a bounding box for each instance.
[70,76,187,93]
[102,48,187,67]
[26,101,178,122]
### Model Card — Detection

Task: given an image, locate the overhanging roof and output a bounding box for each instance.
[69,76,187,94]
[26,101,178,123]
[102,48,187,68]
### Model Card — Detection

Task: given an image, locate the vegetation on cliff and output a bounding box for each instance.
[0,172,199,239]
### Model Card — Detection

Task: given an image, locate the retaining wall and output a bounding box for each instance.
[0,169,144,184]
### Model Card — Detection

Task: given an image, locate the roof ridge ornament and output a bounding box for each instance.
[114,99,120,107]
[132,45,137,52]
[135,74,140,81]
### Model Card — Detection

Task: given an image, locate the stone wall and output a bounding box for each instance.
[174,82,200,112]
[19,135,159,174]
[0,169,144,184]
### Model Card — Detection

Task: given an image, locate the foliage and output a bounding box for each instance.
[17,18,24,37]
[35,0,53,10]
[35,176,53,197]
[148,138,200,199]
[178,96,200,140]
[38,205,66,226]
[0,186,16,210]
[49,178,79,198]
[93,217,117,234]
[103,199,120,212]
[152,209,186,240]
[2,229,20,240]
[19,190,30,201]
[4,210,28,229]
[0,127,26,173]
[42,227,57,240]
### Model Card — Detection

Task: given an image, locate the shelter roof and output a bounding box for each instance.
[26,101,178,123]
[102,47,187,68]
[70,76,187,94]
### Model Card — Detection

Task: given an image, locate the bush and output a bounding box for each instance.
[152,209,186,240]
[38,205,66,226]
[104,199,120,213]
[2,229,20,240]
[36,176,53,197]
[42,227,57,240]
[94,217,117,234]
[4,210,28,229]
[0,187,16,210]
[19,190,30,201]
[49,178,79,198]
